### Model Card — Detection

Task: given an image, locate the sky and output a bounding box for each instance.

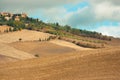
[0,0,120,37]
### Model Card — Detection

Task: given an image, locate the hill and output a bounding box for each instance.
[0,47,120,80]
[1,12,116,49]
[0,12,120,80]
[0,30,92,63]
[0,12,112,41]
[0,42,35,60]
[0,29,53,43]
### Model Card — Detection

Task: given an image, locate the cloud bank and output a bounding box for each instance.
[0,0,120,37]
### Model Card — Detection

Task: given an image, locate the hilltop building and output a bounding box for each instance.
[21,13,27,18]
[0,12,10,16]
[15,16,20,21]
[0,12,28,21]
[4,16,11,21]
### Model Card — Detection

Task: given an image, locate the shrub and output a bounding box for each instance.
[72,40,76,43]
[39,38,41,41]
[47,37,51,41]
[75,42,100,49]
[35,54,39,57]
[19,38,22,41]
[58,36,62,40]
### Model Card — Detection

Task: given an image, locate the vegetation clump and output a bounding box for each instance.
[19,38,22,42]
[35,54,39,57]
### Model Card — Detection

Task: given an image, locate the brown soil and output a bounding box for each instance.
[0,42,35,60]
[0,55,17,64]
[0,30,120,80]
[9,41,76,57]
[50,40,92,50]
[0,48,119,80]
[0,29,53,43]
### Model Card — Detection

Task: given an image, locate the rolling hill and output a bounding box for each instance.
[0,12,120,80]
[0,47,120,80]
[0,29,92,63]
[0,29,53,43]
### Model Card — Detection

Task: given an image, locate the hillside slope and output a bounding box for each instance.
[0,29,53,43]
[9,41,76,57]
[50,40,92,50]
[0,48,120,80]
[0,55,17,64]
[0,30,92,61]
[0,42,35,60]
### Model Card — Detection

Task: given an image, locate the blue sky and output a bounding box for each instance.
[64,1,89,12]
[0,0,120,37]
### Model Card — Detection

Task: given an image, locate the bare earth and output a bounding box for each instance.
[9,41,76,57]
[0,48,120,80]
[0,29,52,43]
[0,55,17,64]
[50,40,92,50]
[0,30,120,80]
[0,42,35,60]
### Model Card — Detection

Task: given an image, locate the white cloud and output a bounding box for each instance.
[1,0,120,23]
[1,0,120,37]
[93,1,120,21]
[0,0,83,12]
[95,26,120,37]
[64,6,96,26]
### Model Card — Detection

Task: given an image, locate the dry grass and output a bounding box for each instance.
[0,55,17,64]
[0,30,55,63]
[58,37,105,48]
[0,29,53,43]
[50,40,92,50]
[0,30,91,62]
[0,47,120,80]
[0,42,35,60]
[9,41,76,57]
[0,25,11,33]
[0,30,120,80]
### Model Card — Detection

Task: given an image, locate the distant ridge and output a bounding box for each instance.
[0,12,112,41]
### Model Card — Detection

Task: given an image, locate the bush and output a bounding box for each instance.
[58,36,62,40]
[47,37,51,41]
[35,54,39,57]
[39,38,41,41]
[72,40,76,43]
[75,42,100,49]
[19,38,22,41]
